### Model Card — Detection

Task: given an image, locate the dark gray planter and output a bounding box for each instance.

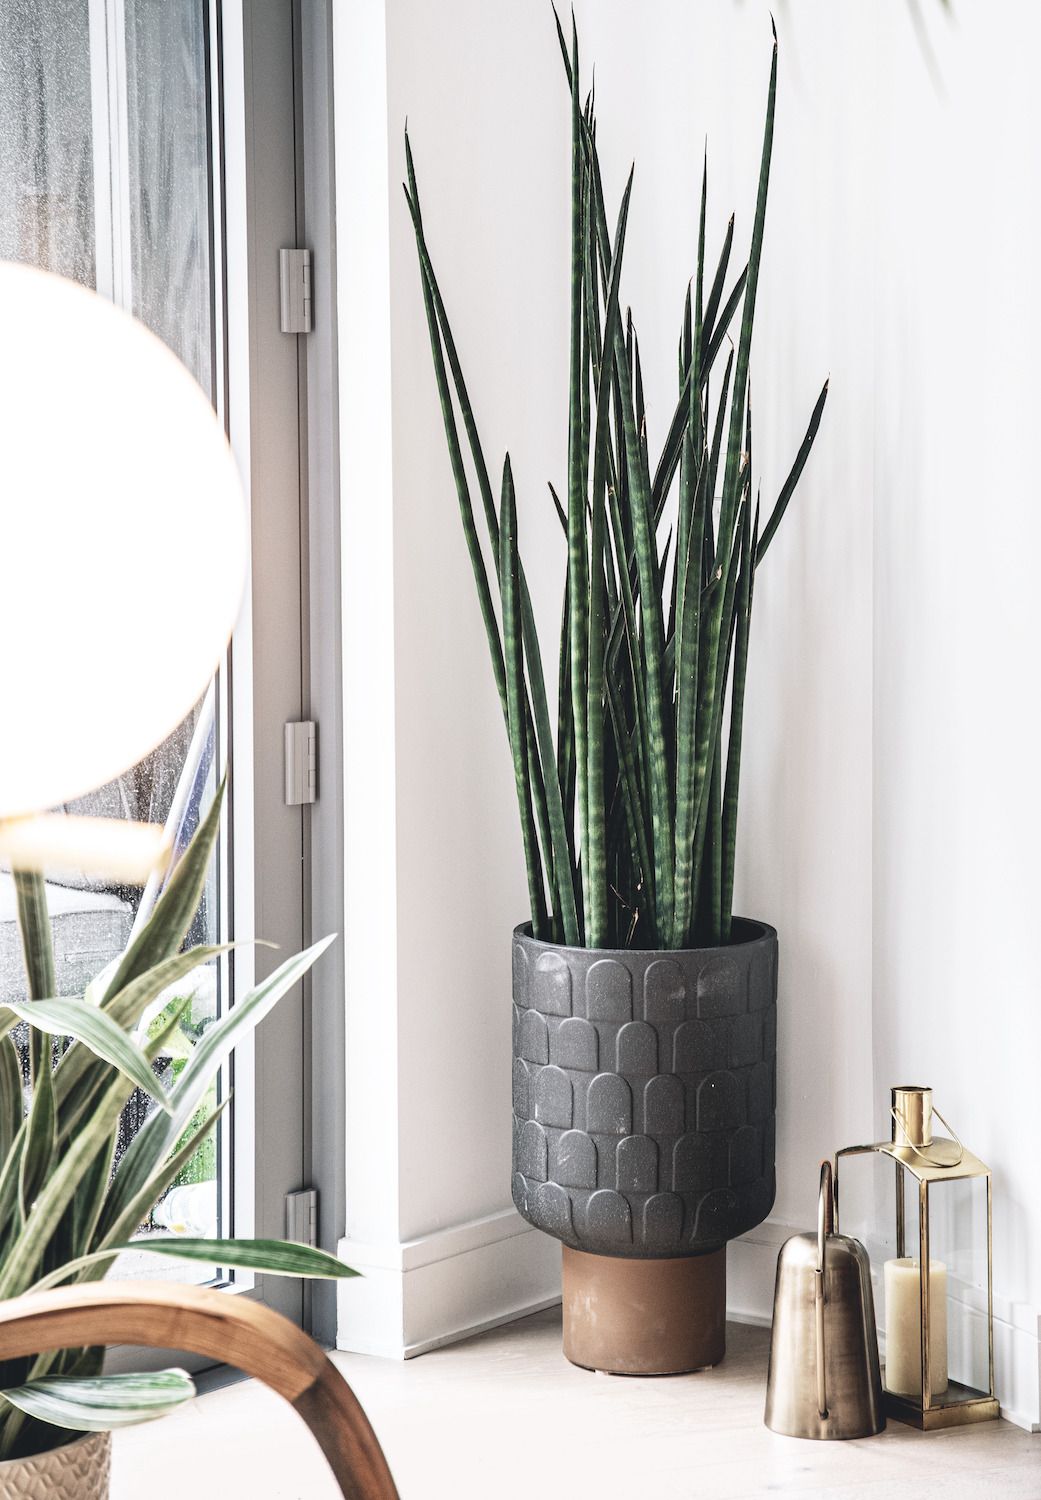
[511,919,777,1259]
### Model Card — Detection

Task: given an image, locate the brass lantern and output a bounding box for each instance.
[834,1086,998,1430]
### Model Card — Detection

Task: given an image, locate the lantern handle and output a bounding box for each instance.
[889,1103,964,1168]
[815,1160,832,1419]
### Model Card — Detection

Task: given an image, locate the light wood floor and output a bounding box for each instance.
[111,1308,1040,1499]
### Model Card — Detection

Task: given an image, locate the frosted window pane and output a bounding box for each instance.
[125,0,213,398]
[0,0,96,286]
[0,2,223,1280]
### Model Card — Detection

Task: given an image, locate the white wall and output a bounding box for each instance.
[334,0,1040,1424]
[872,0,1041,1429]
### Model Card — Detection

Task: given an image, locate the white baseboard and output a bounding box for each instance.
[338,1208,776,1360]
[338,1209,1039,1429]
[337,1207,562,1359]
[726,1216,790,1327]
[946,1277,1041,1433]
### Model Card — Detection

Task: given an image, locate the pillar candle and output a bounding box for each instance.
[884,1257,948,1397]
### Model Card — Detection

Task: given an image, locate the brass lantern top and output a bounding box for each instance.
[837,1083,990,1183]
[871,1141,990,1184]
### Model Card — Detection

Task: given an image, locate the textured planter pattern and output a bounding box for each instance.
[511,920,777,1258]
[0,1431,111,1498]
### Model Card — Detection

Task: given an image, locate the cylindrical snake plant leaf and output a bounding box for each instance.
[756,377,829,565]
[566,18,590,943]
[585,168,633,948]
[499,458,549,940]
[717,26,777,559]
[608,304,674,942]
[13,871,54,1081]
[721,503,759,940]
[409,16,825,951]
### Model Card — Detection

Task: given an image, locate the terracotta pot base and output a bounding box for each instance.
[562,1244,726,1375]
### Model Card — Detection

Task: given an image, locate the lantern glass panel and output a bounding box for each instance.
[918,1174,991,1401]
[836,1151,898,1334]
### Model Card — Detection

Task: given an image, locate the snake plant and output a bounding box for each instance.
[406,16,827,950]
[0,785,353,1461]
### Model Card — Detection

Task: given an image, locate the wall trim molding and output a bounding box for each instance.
[726,1217,791,1329]
[337,1208,562,1360]
[341,1205,536,1275]
[338,1209,1039,1430]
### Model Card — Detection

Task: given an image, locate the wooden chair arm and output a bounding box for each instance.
[0,1281,398,1500]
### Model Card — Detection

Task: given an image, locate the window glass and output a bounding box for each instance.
[0,0,223,1282]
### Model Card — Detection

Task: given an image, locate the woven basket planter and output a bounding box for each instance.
[0,1432,111,1499]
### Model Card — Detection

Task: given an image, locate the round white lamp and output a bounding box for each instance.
[0,262,247,877]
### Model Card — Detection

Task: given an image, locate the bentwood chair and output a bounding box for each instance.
[0,1281,399,1499]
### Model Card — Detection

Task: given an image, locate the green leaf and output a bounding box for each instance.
[83,955,119,1010]
[567,17,590,945]
[96,782,224,1006]
[609,300,674,941]
[688,500,747,943]
[19,1062,55,1224]
[0,1118,28,1253]
[57,944,234,1128]
[586,169,634,947]
[756,377,829,564]
[5,999,170,1109]
[650,265,747,525]
[110,1236,360,1280]
[13,872,55,1003]
[671,158,709,650]
[547,481,568,535]
[0,1035,23,1172]
[672,408,713,945]
[556,574,578,884]
[716,27,777,568]
[605,674,652,910]
[404,188,509,727]
[721,504,759,938]
[552,4,571,86]
[13,870,55,1082]
[416,16,824,953]
[67,1122,117,1266]
[108,944,233,1034]
[498,458,549,937]
[144,994,196,1063]
[1,1371,195,1433]
[0,1072,134,1298]
[102,938,336,1240]
[702,213,735,348]
[703,733,724,945]
[170,937,334,1133]
[92,1102,228,1264]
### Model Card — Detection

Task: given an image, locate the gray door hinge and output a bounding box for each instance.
[286,1187,318,1247]
[284,720,317,806]
[279,247,312,333]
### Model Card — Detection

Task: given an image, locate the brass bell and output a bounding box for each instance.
[765,1160,885,1439]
